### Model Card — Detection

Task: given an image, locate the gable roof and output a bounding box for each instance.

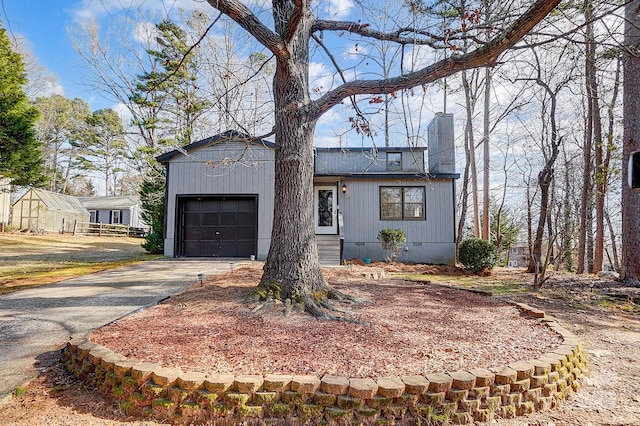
[79,196,140,210]
[15,188,89,214]
[156,130,276,164]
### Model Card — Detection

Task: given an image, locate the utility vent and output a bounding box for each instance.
[355,242,365,246]
[412,242,423,246]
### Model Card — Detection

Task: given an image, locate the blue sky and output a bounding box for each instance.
[2,1,94,102]
[2,1,217,109]
[0,0,451,148]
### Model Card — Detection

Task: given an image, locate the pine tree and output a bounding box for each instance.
[139,162,165,254]
[75,108,127,196]
[131,18,209,253]
[0,22,44,186]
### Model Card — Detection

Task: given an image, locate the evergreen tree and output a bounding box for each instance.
[0,23,44,186]
[130,18,209,148]
[139,162,165,254]
[131,18,208,253]
[75,108,127,196]
[33,94,91,193]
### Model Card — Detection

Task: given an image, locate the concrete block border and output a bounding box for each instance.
[61,302,587,425]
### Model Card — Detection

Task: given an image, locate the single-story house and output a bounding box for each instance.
[79,196,147,229]
[11,188,90,233]
[157,113,459,264]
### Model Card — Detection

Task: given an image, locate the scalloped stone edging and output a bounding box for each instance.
[61,302,588,425]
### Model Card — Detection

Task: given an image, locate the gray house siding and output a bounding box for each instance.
[428,112,455,174]
[160,116,457,263]
[338,177,456,264]
[163,140,275,258]
[80,196,146,228]
[0,178,10,227]
[315,148,425,174]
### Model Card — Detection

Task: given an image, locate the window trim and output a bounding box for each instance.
[111,209,121,224]
[379,186,426,221]
[89,210,97,223]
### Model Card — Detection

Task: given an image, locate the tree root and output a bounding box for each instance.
[327,287,365,304]
[249,274,370,322]
[248,284,368,323]
[302,294,369,325]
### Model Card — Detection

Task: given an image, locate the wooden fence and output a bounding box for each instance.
[72,221,147,238]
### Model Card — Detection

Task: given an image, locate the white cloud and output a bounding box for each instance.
[112,102,133,124]
[315,0,354,19]
[403,45,437,71]
[133,20,158,45]
[343,43,368,60]
[71,0,202,24]
[42,80,65,96]
[331,0,354,19]
[309,61,334,95]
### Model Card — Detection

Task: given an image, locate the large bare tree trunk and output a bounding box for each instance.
[258,2,330,311]
[206,0,563,316]
[585,0,605,274]
[622,0,640,286]
[255,0,358,319]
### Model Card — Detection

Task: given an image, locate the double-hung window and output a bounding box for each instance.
[111,210,121,224]
[380,186,425,220]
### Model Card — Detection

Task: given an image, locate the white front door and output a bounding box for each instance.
[314,186,337,235]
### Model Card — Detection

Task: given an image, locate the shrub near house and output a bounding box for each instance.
[377,228,407,262]
[459,238,497,273]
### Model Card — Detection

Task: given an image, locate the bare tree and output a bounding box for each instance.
[515,47,574,286]
[201,0,562,318]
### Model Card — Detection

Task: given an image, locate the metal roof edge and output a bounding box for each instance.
[156,130,275,163]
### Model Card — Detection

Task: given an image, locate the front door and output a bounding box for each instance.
[314,186,337,235]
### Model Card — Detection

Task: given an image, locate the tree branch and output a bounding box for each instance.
[310,0,563,121]
[206,0,289,59]
[310,33,370,134]
[282,0,305,44]
[313,20,441,46]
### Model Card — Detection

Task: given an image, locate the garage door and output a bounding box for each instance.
[178,196,257,257]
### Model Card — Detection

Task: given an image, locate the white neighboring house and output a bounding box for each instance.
[0,177,11,230]
[79,196,148,230]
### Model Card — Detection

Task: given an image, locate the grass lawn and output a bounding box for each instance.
[0,233,160,294]
[389,269,530,296]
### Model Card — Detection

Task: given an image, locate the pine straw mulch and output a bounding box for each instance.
[4,264,640,425]
[90,263,560,378]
